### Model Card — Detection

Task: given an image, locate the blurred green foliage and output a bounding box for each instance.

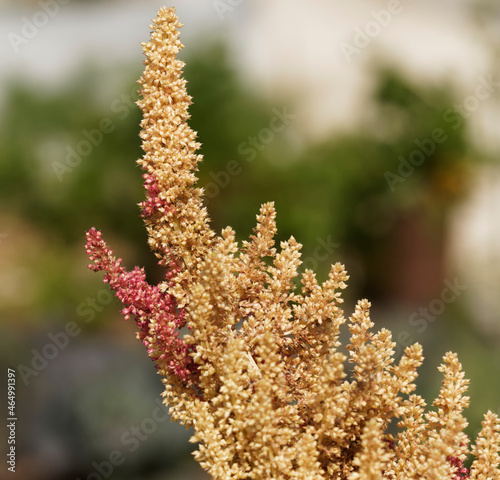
[0,67,144,244]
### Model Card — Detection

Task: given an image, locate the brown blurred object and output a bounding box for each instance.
[382,209,445,305]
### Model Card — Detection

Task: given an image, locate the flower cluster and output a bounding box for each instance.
[85,7,500,479]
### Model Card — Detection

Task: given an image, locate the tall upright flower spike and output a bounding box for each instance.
[85,7,500,479]
[137,7,216,307]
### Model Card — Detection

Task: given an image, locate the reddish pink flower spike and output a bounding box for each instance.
[85,227,198,385]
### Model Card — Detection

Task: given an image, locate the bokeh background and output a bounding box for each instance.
[1,0,500,478]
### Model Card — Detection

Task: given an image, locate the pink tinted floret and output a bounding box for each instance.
[139,173,171,218]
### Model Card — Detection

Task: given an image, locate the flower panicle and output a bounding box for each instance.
[84,7,500,479]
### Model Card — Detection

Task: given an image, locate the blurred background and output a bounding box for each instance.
[1,0,500,478]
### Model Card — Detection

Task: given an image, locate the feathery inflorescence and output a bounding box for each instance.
[85,7,500,479]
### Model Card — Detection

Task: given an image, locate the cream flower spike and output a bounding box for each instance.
[85,7,500,479]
